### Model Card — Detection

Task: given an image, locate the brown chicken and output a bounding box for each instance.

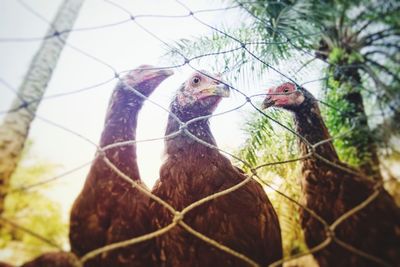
[69,65,173,266]
[262,82,400,267]
[150,71,283,267]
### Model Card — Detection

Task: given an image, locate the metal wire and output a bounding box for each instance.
[0,1,397,266]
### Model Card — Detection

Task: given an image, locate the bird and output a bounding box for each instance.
[69,65,173,267]
[262,82,400,267]
[150,70,283,267]
[20,252,80,267]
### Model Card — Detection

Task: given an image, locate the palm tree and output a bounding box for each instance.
[0,0,84,215]
[305,0,400,181]
[170,0,400,181]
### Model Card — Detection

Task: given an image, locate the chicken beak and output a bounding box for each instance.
[261,96,275,109]
[202,83,230,98]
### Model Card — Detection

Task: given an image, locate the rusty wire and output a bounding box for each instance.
[0,0,397,266]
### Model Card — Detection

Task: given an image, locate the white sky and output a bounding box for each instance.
[0,0,322,216]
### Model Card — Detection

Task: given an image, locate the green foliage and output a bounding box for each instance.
[328,48,363,66]
[236,110,298,175]
[244,0,399,177]
[247,0,321,48]
[322,73,365,166]
[270,167,307,256]
[164,4,314,87]
[328,47,345,64]
[0,142,67,265]
[348,52,363,64]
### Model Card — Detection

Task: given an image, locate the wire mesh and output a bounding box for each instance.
[0,0,398,266]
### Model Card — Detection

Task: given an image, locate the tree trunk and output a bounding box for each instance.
[0,0,84,214]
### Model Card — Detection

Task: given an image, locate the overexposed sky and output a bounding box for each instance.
[0,0,321,215]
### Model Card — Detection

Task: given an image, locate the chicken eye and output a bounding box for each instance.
[192,77,200,84]
[283,88,289,93]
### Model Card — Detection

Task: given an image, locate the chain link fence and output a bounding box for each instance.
[0,0,398,266]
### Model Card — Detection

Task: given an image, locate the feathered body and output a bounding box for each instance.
[151,71,282,267]
[69,66,172,266]
[20,252,80,267]
[263,83,400,267]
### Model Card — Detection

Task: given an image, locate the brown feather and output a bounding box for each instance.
[266,83,400,267]
[297,103,400,267]
[69,67,172,267]
[151,72,283,267]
